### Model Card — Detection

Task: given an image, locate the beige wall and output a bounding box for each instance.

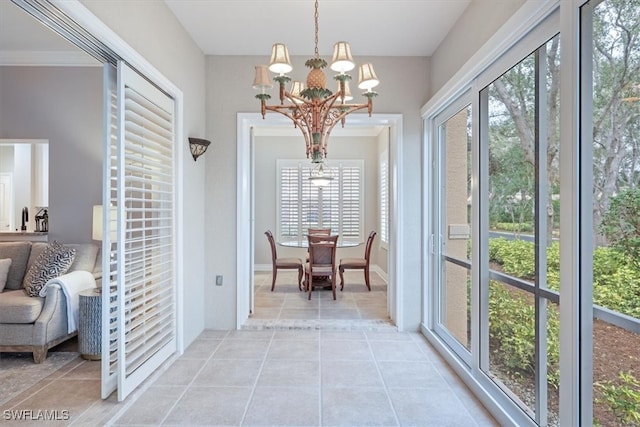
[80,0,207,346]
[253,134,383,268]
[444,111,470,345]
[206,55,429,330]
[430,0,525,95]
[0,66,102,243]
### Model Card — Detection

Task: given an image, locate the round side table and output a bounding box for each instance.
[78,289,102,360]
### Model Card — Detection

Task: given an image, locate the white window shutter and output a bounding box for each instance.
[115,62,177,401]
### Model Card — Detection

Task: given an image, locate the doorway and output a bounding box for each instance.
[236,113,404,330]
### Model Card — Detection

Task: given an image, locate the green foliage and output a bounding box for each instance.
[487,237,640,391]
[488,281,560,388]
[596,371,640,426]
[493,222,534,233]
[488,238,535,279]
[600,188,640,271]
[593,247,640,318]
[489,238,640,317]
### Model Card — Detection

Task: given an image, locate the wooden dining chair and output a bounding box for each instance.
[305,234,338,300]
[339,231,377,291]
[307,227,331,235]
[264,230,303,291]
[305,228,331,261]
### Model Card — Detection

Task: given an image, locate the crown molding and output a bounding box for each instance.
[0,50,100,66]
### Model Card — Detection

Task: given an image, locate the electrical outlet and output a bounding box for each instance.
[215,275,223,286]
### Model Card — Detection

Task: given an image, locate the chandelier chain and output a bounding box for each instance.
[314,0,319,58]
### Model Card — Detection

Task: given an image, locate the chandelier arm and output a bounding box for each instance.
[263,103,314,158]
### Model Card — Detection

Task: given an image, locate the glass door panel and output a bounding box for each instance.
[585,0,640,425]
[435,104,472,355]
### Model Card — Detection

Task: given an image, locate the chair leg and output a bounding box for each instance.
[297,266,303,291]
[308,275,313,300]
[364,268,371,291]
[331,271,337,300]
[339,266,345,291]
[271,267,277,291]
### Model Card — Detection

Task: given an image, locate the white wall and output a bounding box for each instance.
[205,55,429,330]
[0,66,102,242]
[253,134,381,266]
[80,0,207,347]
[430,0,525,94]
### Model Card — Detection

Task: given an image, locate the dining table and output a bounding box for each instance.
[278,235,362,290]
[277,238,363,249]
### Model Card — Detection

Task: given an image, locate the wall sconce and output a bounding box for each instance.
[188,137,211,161]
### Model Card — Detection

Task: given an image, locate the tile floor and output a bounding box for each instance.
[1,271,497,426]
[244,271,396,331]
[111,328,496,426]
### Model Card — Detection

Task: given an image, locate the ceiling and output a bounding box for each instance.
[164,0,470,57]
[1,0,470,58]
[0,0,470,134]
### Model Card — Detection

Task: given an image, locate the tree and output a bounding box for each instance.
[599,188,640,270]
[592,0,640,245]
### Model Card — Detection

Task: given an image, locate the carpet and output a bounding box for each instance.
[0,351,79,407]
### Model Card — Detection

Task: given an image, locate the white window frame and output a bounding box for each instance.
[420,3,562,426]
[276,159,364,242]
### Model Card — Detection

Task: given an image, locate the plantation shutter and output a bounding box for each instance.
[340,164,361,239]
[277,160,363,241]
[278,162,302,240]
[115,62,176,401]
[301,164,319,231]
[379,150,389,245]
[102,63,119,399]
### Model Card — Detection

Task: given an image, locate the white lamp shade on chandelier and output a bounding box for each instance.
[252,0,379,166]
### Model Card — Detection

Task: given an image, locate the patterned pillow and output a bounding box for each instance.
[0,258,12,292]
[23,241,76,297]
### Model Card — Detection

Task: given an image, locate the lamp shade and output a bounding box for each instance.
[92,205,117,242]
[330,41,355,73]
[289,81,305,103]
[309,162,334,186]
[188,137,211,161]
[268,43,292,75]
[252,65,273,91]
[358,63,379,90]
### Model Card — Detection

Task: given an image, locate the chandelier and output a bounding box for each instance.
[252,0,379,165]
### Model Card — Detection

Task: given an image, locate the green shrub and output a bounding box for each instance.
[600,188,640,271]
[488,281,560,388]
[494,222,534,233]
[488,239,640,316]
[597,371,640,426]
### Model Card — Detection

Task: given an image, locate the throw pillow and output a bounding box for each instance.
[23,241,76,297]
[0,258,12,292]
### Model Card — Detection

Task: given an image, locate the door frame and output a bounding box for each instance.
[236,112,404,329]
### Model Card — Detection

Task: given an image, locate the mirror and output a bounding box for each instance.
[0,139,49,232]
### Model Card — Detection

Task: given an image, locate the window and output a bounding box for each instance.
[277,159,364,241]
[379,149,389,247]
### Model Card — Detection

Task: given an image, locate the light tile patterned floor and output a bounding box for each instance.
[111,271,497,426]
[111,329,497,426]
[244,271,396,331]
[1,272,497,426]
